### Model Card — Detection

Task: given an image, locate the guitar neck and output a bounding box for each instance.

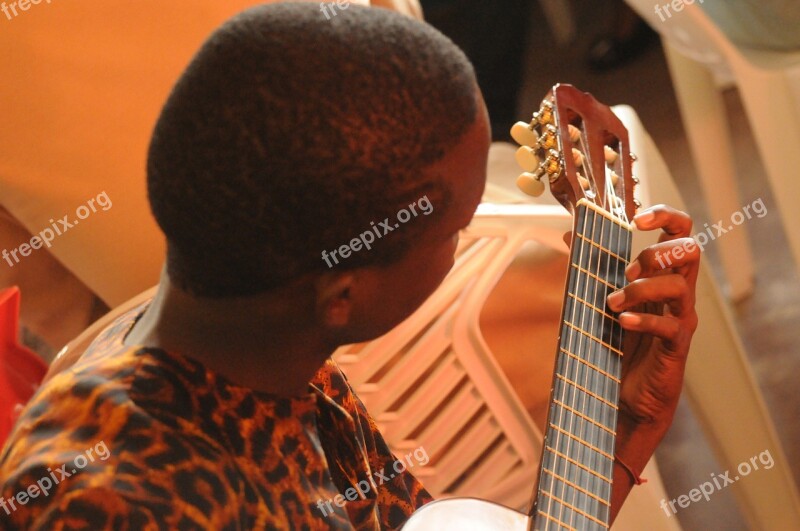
[531,199,632,531]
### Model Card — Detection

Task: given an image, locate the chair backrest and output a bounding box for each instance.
[333,203,572,509]
[624,0,731,66]
[0,287,48,446]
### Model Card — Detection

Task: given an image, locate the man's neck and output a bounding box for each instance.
[124,272,334,397]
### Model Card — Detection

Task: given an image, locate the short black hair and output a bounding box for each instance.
[147,3,478,297]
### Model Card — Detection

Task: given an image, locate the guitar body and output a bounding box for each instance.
[403,84,639,530]
[402,498,530,530]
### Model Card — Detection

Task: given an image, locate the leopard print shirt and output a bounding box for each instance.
[0,304,432,530]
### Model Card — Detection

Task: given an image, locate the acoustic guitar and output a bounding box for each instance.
[402,84,639,530]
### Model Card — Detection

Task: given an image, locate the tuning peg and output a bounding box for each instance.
[630,152,638,163]
[538,127,558,150]
[609,171,619,187]
[578,174,591,190]
[515,146,540,172]
[517,172,546,197]
[568,125,581,143]
[604,146,618,165]
[633,198,642,209]
[572,148,584,168]
[510,121,538,147]
[632,175,640,185]
[544,149,562,176]
[535,101,555,126]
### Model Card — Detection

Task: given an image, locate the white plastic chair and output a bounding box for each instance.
[625,0,800,300]
[334,202,562,508]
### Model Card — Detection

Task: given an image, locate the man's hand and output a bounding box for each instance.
[609,204,699,427]
[604,204,700,520]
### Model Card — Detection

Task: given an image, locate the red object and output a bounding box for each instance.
[0,287,48,446]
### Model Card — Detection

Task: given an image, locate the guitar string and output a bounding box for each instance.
[568,207,626,528]
[598,157,630,522]
[541,202,586,531]
[595,149,629,523]
[565,137,611,527]
[563,140,629,528]
[562,204,597,528]
[542,114,578,531]
[540,127,630,530]
[553,131,604,529]
[568,179,616,527]
[548,201,588,531]
[554,130,600,529]
[570,208,608,527]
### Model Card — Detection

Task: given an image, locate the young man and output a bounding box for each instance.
[0,4,699,529]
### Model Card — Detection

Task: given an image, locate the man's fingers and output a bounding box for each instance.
[608,274,693,317]
[618,311,697,354]
[633,204,692,239]
[626,237,701,282]
[619,312,679,341]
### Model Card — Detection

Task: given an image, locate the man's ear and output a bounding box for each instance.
[315,272,357,328]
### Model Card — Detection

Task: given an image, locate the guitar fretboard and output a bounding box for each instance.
[533,200,632,531]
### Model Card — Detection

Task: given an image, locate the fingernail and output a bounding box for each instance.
[626,261,642,280]
[607,290,625,309]
[620,313,642,326]
[634,211,655,227]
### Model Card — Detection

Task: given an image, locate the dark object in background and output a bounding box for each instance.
[421,0,530,142]
[585,0,657,71]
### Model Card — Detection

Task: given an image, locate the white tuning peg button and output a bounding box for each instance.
[515,146,540,172]
[604,146,619,165]
[510,121,538,147]
[572,148,584,168]
[517,172,546,197]
[568,125,581,143]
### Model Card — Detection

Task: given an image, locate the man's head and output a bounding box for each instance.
[147,3,489,339]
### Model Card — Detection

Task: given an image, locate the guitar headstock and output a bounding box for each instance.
[511,84,639,224]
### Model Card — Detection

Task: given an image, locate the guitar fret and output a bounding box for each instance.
[536,509,578,531]
[578,197,633,231]
[556,373,619,410]
[541,467,611,507]
[560,348,621,384]
[568,292,619,323]
[545,446,612,484]
[552,399,616,435]
[570,263,620,291]
[538,490,610,528]
[574,232,629,265]
[563,320,624,357]
[548,423,613,460]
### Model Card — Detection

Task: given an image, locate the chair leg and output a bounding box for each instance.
[537,0,576,46]
[663,42,754,301]
[729,62,800,276]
